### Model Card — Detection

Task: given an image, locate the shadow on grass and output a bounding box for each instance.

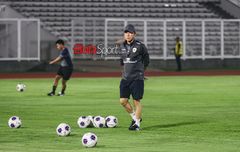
[69,133,78,137]
[91,145,106,149]
[142,121,207,130]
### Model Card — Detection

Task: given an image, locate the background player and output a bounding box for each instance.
[175,37,183,71]
[47,39,73,96]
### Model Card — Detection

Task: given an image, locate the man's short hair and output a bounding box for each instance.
[56,39,64,45]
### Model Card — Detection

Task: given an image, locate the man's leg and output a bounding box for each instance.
[178,56,182,71]
[59,79,67,95]
[58,67,72,96]
[129,80,144,130]
[54,75,61,86]
[48,75,61,96]
[176,56,181,71]
[120,98,135,120]
[128,100,142,131]
[120,79,135,120]
[133,100,142,127]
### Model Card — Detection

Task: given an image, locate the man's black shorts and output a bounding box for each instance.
[57,66,73,80]
[120,79,144,101]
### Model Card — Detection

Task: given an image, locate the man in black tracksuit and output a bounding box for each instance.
[119,24,149,131]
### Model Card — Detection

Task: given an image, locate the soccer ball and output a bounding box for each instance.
[105,116,118,128]
[88,116,94,127]
[82,132,98,148]
[16,83,26,92]
[77,116,90,128]
[8,116,22,128]
[93,116,105,128]
[56,123,71,136]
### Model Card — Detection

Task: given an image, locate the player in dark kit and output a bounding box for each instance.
[47,39,73,96]
[119,24,150,131]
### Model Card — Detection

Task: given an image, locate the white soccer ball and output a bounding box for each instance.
[77,116,90,128]
[93,116,105,128]
[82,132,98,148]
[16,83,26,92]
[105,116,118,128]
[8,116,22,128]
[88,116,94,127]
[56,123,71,136]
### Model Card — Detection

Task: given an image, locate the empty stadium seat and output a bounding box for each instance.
[2,0,236,58]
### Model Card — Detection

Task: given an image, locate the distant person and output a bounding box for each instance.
[118,24,150,131]
[47,39,73,96]
[175,37,183,71]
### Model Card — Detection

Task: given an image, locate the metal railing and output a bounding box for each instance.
[71,18,240,60]
[0,18,40,61]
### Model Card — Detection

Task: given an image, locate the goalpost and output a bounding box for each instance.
[0,18,40,61]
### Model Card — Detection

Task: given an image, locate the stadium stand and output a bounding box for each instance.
[0,0,229,41]
[0,0,239,72]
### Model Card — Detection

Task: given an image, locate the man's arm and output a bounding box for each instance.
[142,44,150,69]
[120,58,124,66]
[49,56,62,64]
[118,43,124,66]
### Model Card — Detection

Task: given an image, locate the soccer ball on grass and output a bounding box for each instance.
[82,132,98,148]
[77,116,91,128]
[93,116,105,128]
[16,83,26,92]
[105,115,118,128]
[8,116,22,128]
[56,123,71,136]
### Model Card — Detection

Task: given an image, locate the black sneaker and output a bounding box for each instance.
[129,123,140,131]
[129,118,142,129]
[47,92,55,96]
[130,119,135,128]
[57,92,64,96]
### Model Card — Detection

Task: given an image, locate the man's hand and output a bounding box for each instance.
[49,61,54,64]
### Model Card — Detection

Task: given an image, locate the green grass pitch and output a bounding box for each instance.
[0,76,240,152]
